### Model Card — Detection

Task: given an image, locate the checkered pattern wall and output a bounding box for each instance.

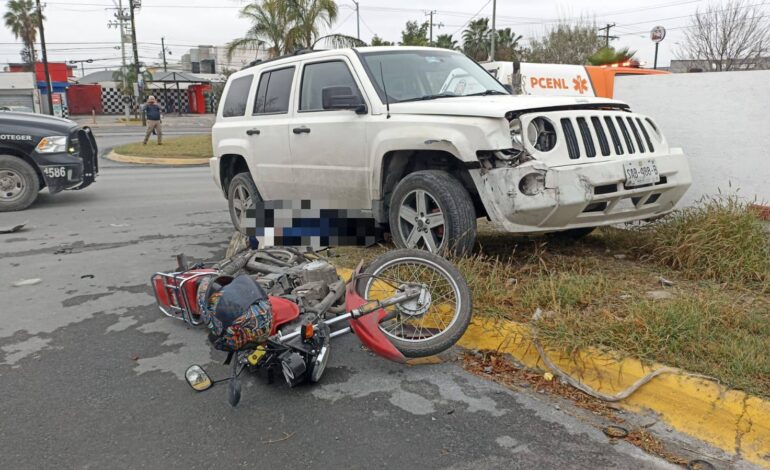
[100,87,190,114]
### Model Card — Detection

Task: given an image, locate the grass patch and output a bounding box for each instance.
[332,197,770,397]
[114,135,212,159]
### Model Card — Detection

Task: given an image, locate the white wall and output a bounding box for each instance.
[0,71,35,90]
[615,71,770,206]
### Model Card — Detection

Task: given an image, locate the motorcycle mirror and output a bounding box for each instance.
[185,365,213,392]
[228,375,242,407]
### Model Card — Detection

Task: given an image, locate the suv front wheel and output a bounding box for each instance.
[389,170,476,256]
[228,172,260,234]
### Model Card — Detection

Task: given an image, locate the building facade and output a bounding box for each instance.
[180,44,270,74]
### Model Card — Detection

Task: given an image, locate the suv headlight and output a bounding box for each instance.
[527,117,557,152]
[36,136,68,153]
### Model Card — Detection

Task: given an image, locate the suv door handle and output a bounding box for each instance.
[246,128,260,136]
[292,126,311,134]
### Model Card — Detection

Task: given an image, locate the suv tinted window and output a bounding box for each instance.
[253,67,294,114]
[222,75,253,117]
[300,61,360,112]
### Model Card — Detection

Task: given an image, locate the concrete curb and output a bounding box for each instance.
[335,266,770,467]
[106,150,209,166]
[458,319,770,468]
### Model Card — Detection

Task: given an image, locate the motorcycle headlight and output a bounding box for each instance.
[35,136,68,153]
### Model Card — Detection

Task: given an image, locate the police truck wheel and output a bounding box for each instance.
[228,172,260,234]
[389,170,476,256]
[0,155,39,212]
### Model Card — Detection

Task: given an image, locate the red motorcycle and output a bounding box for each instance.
[151,248,472,406]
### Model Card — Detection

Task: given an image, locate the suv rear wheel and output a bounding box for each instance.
[228,172,260,234]
[389,170,476,256]
[0,155,39,212]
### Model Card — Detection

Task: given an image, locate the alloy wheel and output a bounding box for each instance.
[397,189,446,253]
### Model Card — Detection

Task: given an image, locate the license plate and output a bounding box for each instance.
[42,166,67,179]
[623,159,660,187]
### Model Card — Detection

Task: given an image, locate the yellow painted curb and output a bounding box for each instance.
[336,265,770,466]
[458,319,770,468]
[106,150,209,165]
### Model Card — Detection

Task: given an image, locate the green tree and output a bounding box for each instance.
[287,0,338,50]
[587,46,635,66]
[525,20,604,64]
[3,0,42,65]
[112,65,152,102]
[462,18,491,61]
[399,21,429,46]
[434,34,458,50]
[227,0,292,59]
[370,35,394,46]
[494,28,523,61]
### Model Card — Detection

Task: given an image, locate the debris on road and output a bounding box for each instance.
[12,278,41,287]
[0,221,27,234]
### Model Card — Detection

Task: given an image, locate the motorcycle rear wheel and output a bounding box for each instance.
[358,249,472,358]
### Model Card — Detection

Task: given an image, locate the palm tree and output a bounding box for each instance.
[227,0,292,59]
[434,34,458,50]
[462,18,491,61]
[494,28,523,61]
[3,0,42,65]
[588,47,636,66]
[287,0,338,50]
[112,65,152,104]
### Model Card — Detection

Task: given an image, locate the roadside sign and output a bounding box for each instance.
[650,26,666,43]
[51,93,63,117]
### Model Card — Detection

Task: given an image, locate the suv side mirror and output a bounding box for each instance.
[322,86,367,114]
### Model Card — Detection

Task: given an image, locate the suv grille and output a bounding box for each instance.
[557,112,659,159]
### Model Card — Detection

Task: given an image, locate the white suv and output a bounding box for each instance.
[211,47,691,255]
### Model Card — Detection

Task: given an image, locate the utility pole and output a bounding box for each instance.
[490,0,496,61]
[35,0,53,115]
[353,0,360,40]
[108,2,130,116]
[118,0,129,117]
[128,0,143,123]
[426,10,436,45]
[161,37,170,113]
[598,23,618,48]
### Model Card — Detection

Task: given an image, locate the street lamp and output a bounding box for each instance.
[68,58,94,77]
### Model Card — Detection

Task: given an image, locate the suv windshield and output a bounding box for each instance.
[360,49,508,103]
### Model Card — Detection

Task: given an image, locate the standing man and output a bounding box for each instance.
[143,96,163,145]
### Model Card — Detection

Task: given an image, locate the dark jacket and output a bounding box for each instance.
[144,104,161,121]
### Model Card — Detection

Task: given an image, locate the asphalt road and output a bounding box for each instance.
[0,132,677,469]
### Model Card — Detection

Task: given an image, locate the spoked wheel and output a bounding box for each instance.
[358,249,472,358]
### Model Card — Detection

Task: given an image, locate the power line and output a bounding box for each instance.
[450,0,492,36]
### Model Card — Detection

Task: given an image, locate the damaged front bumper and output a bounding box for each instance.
[471,150,692,233]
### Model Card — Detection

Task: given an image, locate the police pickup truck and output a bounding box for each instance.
[0,112,98,211]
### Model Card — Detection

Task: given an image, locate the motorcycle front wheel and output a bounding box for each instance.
[358,249,472,358]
